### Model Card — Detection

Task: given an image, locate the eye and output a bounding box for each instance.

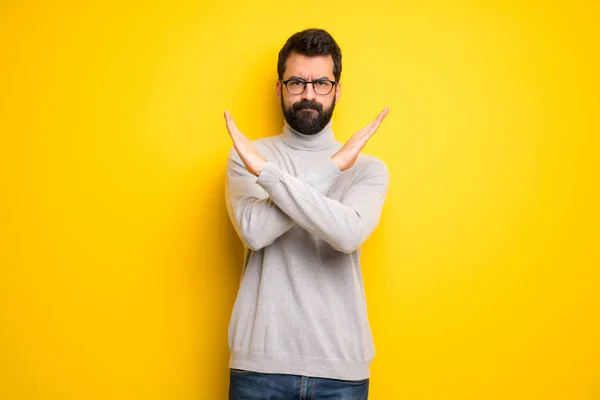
[289,79,304,87]
[314,80,328,87]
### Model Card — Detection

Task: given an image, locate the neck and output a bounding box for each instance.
[280,120,337,151]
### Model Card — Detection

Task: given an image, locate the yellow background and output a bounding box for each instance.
[1,1,598,399]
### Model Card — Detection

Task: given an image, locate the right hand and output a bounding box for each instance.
[224,110,267,177]
[331,107,389,171]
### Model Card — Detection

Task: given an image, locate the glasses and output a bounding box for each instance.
[281,78,337,95]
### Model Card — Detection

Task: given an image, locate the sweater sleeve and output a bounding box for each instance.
[254,158,389,254]
[225,147,342,251]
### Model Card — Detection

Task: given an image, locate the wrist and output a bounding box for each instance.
[253,158,267,176]
[331,154,345,172]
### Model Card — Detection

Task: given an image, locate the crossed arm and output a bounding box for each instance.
[224,109,389,253]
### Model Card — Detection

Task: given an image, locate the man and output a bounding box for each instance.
[224,28,389,399]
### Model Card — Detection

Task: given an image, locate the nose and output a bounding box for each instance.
[301,82,318,101]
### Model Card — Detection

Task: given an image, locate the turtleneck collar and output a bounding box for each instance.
[280,119,337,151]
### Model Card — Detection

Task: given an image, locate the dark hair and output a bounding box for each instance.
[277,28,342,83]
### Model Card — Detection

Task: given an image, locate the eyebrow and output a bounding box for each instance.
[287,75,333,81]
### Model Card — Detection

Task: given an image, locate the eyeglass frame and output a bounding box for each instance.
[280,78,338,95]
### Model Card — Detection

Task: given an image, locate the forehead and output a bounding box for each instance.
[283,52,335,79]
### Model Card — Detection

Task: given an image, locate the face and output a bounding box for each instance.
[276,52,342,135]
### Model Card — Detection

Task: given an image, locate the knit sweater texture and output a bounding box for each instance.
[225,119,389,380]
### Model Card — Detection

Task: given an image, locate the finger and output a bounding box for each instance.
[368,107,389,134]
[225,111,247,144]
[224,110,233,134]
[224,111,256,156]
[357,108,389,137]
[374,107,389,125]
[357,120,375,136]
[224,110,243,133]
[224,110,234,125]
[224,110,237,135]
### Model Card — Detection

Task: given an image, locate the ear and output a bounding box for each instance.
[334,81,342,104]
[276,80,282,102]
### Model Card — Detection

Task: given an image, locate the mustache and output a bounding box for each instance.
[292,100,323,112]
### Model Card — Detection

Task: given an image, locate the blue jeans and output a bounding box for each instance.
[229,369,369,399]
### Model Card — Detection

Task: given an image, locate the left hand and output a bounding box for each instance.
[331,107,389,171]
[224,110,267,176]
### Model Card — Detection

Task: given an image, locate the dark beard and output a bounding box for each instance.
[281,95,336,136]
